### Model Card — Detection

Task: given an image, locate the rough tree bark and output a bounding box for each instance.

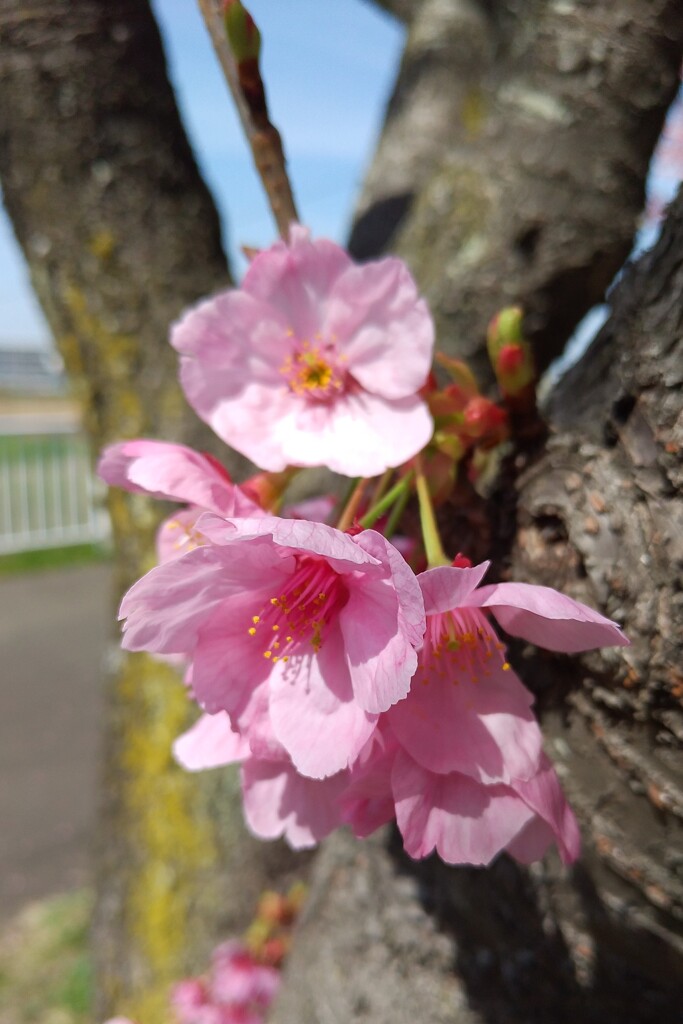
[0,3,302,1020]
[352,0,683,384]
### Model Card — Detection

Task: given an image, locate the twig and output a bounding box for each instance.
[196,0,299,239]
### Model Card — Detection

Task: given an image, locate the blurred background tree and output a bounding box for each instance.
[0,1,681,1021]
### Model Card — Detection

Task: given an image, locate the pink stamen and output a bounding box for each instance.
[247,556,348,661]
[418,607,509,685]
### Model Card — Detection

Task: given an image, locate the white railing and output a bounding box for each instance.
[0,424,111,555]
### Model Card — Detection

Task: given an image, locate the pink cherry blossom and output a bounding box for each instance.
[389,561,628,783]
[241,756,349,849]
[173,694,348,849]
[171,979,210,1024]
[343,560,625,864]
[171,226,434,477]
[392,749,580,866]
[340,724,399,838]
[98,440,262,561]
[171,944,278,1024]
[120,514,425,778]
[282,493,336,523]
[210,942,280,1009]
[339,723,580,866]
[173,711,250,771]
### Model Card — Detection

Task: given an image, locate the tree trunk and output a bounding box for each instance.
[270,185,683,1024]
[354,0,683,384]
[0,3,303,1020]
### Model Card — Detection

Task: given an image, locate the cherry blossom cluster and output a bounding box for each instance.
[172,945,279,1024]
[100,227,628,868]
[104,885,305,1024]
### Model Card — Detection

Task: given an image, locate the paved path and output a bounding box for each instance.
[0,563,111,919]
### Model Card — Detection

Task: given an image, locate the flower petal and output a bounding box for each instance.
[325,257,434,399]
[469,582,629,652]
[268,630,378,778]
[276,388,433,477]
[178,369,298,471]
[504,817,555,865]
[392,752,536,866]
[243,229,352,339]
[241,757,348,849]
[388,663,542,783]
[119,547,242,655]
[418,562,491,616]
[120,540,286,655]
[340,726,398,838]
[340,575,412,712]
[339,531,423,714]
[173,712,249,771]
[236,682,287,761]
[190,594,274,717]
[356,530,426,647]
[194,513,382,575]
[511,754,581,864]
[172,289,288,375]
[97,439,249,514]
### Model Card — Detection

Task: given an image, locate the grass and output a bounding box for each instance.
[0,543,110,577]
[0,890,93,1024]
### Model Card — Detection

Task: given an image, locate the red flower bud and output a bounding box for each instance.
[241,468,298,510]
[497,343,525,375]
[261,936,289,968]
[257,890,287,925]
[462,396,508,442]
[486,306,535,397]
[452,552,473,568]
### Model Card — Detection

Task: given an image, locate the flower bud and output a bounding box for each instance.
[223,0,261,63]
[257,890,287,925]
[498,343,525,375]
[462,396,508,445]
[487,306,535,397]
[452,552,473,568]
[261,935,290,968]
[241,467,298,510]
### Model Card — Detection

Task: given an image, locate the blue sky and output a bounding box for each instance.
[0,0,404,348]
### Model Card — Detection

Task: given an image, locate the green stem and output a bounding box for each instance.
[384,484,411,539]
[359,471,414,530]
[369,469,393,509]
[414,457,450,567]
